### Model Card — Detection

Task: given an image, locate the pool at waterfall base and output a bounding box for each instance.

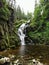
[0,45,49,65]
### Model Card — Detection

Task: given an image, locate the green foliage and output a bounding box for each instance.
[0,0,49,49]
[0,0,20,50]
[0,7,10,20]
[0,0,10,21]
[27,0,49,45]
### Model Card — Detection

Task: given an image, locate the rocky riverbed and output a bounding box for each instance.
[0,45,49,65]
[0,55,45,65]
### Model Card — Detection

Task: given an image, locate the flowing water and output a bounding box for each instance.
[0,21,49,65]
[16,20,49,65]
[18,20,30,45]
[18,23,26,45]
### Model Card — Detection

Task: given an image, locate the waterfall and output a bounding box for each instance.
[18,20,30,45]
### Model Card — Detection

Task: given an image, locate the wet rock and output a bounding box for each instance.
[0,57,10,64]
[8,54,15,60]
[39,56,43,59]
[32,59,43,65]
[14,59,23,65]
[14,59,19,64]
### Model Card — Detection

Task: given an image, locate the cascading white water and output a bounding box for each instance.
[18,20,30,45]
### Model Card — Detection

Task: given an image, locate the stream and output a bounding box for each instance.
[0,20,49,65]
[0,45,49,65]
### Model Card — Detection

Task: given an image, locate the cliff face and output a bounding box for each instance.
[0,0,19,50]
[25,1,49,45]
